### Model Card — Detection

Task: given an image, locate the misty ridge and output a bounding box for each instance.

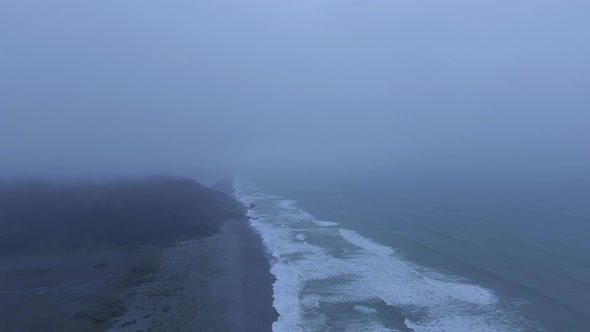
[0,176,266,331]
[0,177,243,255]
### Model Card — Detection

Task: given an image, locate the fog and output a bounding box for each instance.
[2,0,589,182]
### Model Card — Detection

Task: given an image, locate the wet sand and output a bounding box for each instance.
[206,219,278,332]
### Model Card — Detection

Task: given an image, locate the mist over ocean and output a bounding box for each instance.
[238,174,590,331]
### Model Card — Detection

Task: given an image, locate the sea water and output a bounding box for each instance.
[234,176,590,331]
[235,175,590,331]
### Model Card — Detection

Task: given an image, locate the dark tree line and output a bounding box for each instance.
[0,177,244,255]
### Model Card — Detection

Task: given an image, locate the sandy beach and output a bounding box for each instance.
[0,219,277,332]
[105,219,277,332]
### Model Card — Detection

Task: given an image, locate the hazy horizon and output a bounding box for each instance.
[2,0,589,182]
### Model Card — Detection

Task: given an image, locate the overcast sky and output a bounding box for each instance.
[1,0,589,181]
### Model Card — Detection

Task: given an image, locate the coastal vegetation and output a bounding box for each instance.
[0,176,244,255]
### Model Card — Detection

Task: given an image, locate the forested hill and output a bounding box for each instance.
[0,177,244,255]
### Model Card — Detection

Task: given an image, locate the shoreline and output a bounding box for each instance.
[206,219,278,332]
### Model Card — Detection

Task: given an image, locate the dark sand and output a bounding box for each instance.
[0,219,277,332]
[105,219,277,332]
[0,246,158,331]
[205,219,278,332]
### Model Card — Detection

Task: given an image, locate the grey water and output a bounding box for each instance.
[248,174,590,331]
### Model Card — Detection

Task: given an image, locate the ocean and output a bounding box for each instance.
[234,175,590,332]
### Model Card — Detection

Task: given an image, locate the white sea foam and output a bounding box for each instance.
[233,178,523,332]
[297,209,313,219]
[405,316,513,332]
[405,319,420,330]
[339,229,395,256]
[353,305,378,314]
[312,220,340,226]
[424,277,496,306]
[278,199,297,209]
[348,321,399,332]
